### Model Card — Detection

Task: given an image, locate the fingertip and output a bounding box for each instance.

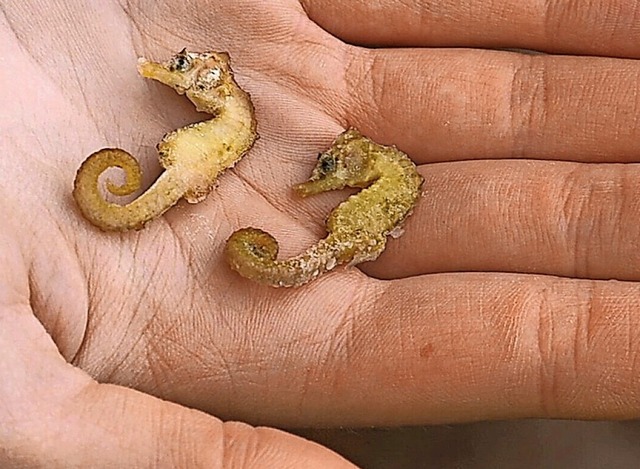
[221,422,358,468]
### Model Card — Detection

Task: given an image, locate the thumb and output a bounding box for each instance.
[1,307,356,468]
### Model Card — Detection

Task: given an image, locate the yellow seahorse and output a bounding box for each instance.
[225,128,424,287]
[73,49,257,231]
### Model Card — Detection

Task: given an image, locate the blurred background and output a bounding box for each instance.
[298,420,640,468]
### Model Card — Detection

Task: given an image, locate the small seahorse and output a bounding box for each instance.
[73,49,257,231]
[225,128,424,287]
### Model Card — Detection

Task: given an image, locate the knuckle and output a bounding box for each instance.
[558,165,631,278]
[532,280,584,416]
[534,279,640,417]
[508,55,548,156]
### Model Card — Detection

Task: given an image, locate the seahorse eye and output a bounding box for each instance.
[318,153,337,174]
[169,51,193,72]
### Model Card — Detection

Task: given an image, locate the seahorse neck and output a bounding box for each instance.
[369,150,404,184]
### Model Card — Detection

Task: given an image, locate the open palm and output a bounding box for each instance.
[3,0,640,467]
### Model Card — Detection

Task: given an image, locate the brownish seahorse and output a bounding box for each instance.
[73,49,257,231]
[225,128,424,287]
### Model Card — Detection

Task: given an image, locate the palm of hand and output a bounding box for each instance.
[3,0,377,424]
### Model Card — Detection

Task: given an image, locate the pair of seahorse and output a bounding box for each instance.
[73,50,424,287]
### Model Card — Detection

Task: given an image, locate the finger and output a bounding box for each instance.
[301,0,640,58]
[92,270,635,428]
[341,49,640,163]
[307,273,640,425]
[0,307,355,468]
[362,159,640,281]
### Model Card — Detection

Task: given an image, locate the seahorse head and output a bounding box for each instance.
[294,128,379,197]
[137,49,234,113]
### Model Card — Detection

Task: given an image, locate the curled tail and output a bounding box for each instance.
[225,228,346,287]
[72,148,187,231]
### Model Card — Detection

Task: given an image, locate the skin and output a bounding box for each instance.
[73,49,257,231]
[226,129,424,287]
[3,1,640,468]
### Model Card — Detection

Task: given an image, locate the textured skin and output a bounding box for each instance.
[72,50,257,231]
[226,129,424,287]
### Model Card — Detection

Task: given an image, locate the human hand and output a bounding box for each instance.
[2,0,640,467]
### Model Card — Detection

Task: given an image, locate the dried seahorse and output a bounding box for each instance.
[73,49,257,231]
[225,128,424,287]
